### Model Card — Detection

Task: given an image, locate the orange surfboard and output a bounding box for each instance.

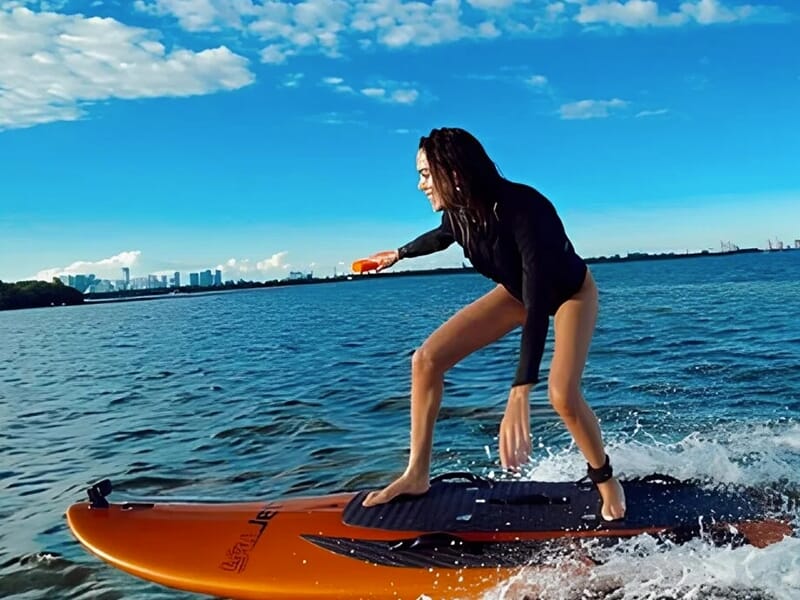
[66,474,791,600]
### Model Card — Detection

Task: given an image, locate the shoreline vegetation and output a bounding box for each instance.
[0,279,84,311]
[0,247,786,311]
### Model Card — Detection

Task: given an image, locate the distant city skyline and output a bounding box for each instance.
[58,264,326,293]
[1,1,798,284]
[48,238,800,292]
[61,267,224,293]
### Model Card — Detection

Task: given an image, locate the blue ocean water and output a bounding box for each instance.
[1,250,798,600]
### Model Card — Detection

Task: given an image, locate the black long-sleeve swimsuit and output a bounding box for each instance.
[397,180,587,388]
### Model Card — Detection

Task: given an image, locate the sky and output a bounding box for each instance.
[0,0,798,284]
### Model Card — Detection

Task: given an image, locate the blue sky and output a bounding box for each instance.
[1,0,798,283]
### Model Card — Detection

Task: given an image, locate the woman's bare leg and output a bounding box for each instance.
[549,270,626,520]
[363,284,525,506]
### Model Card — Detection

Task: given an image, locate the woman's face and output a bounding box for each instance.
[416,149,443,211]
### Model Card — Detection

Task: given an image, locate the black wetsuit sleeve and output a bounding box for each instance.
[511,209,550,388]
[397,213,455,259]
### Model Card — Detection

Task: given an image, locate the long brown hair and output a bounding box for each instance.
[418,127,505,229]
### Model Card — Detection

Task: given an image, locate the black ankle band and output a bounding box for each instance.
[587,455,613,484]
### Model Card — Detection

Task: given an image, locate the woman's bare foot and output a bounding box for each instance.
[362,472,430,507]
[596,476,626,521]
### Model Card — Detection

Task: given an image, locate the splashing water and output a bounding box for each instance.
[482,421,800,600]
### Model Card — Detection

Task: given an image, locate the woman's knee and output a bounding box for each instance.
[548,380,582,420]
[411,344,446,379]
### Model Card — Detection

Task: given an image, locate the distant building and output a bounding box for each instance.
[214,270,222,286]
[189,273,199,286]
[122,267,130,290]
[67,274,96,293]
[199,270,213,287]
[287,271,312,280]
[85,280,115,294]
[172,271,181,288]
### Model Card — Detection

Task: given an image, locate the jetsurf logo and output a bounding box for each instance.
[220,504,277,574]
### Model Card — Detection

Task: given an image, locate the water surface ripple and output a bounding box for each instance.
[1,251,799,599]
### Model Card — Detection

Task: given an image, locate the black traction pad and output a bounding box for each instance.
[343,473,764,533]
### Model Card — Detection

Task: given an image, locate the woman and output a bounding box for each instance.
[362,128,625,521]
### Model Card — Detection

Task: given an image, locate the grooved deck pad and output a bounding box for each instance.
[343,476,762,532]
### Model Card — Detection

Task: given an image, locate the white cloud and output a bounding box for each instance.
[224,257,254,274]
[575,0,667,27]
[559,98,628,119]
[246,0,349,61]
[467,0,517,9]
[358,84,420,104]
[34,250,141,281]
[281,72,304,88]
[321,76,355,93]
[377,80,422,104]
[361,87,386,98]
[575,0,757,28]
[134,0,259,32]
[260,43,292,64]
[139,0,478,56]
[3,0,775,128]
[464,70,549,88]
[0,6,254,130]
[390,88,419,104]
[681,0,753,24]
[526,74,549,88]
[636,108,669,117]
[362,0,469,48]
[476,20,501,37]
[221,252,290,277]
[256,251,289,271]
[127,0,773,65]
[547,2,567,19]
[321,76,420,105]
[310,111,367,126]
